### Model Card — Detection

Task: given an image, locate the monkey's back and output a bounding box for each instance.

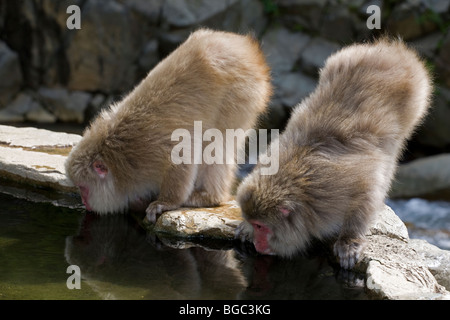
[288,38,431,155]
[79,29,272,187]
[114,29,271,134]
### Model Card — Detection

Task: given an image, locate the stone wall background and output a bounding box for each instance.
[0,0,449,160]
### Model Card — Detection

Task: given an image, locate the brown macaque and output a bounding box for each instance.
[236,38,432,269]
[65,29,272,222]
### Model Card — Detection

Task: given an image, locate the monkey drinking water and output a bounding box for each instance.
[235,38,432,269]
[65,29,272,222]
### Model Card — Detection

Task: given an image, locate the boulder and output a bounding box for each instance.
[436,32,450,88]
[0,125,80,192]
[389,153,450,199]
[0,92,57,123]
[0,93,32,122]
[161,0,265,34]
[277,0,327,32]
[152,200,242,239]
[0,41,23,107]
[276,72,316,108]
[357,205,450,299]
[38,87,91,123]
[300,37,341,76]
[261,27,310,75]
[162,0,239,28]
[386,0,438,40]
[415,87,450,150]
[66,0,140,92]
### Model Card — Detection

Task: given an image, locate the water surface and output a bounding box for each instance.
[0,192,367,300]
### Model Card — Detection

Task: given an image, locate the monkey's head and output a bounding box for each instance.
[65,125,131,214]
[237,146,341,258]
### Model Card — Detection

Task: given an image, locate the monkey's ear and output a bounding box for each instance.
[93,160,108,179]
[278,205,291,217]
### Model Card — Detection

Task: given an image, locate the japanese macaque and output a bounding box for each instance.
[65,29,272,222]
[235,38,432,269]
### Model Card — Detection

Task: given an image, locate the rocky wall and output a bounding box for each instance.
[0,0,449,153]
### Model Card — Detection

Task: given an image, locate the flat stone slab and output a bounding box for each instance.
[0,125,80,192]
[153,200,242,240]
[0,124,81,148]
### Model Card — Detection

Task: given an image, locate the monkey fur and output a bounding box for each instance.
[235,38,432,269]
[65,29,272,222]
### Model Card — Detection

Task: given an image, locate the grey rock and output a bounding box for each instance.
[355,204,450,299]
[436,32,450,88]
[276,72,316,108]
[65,91,91,123]
[320,6,355,43]
[0,124,81,149]
[0,125,81,192]
[423,0,450,14]
[124,0,164,24]
[300,37,341,76]
[0,146,75,192]
[25,103,57,123]
[0,93,32,122]
[38,87,91,123]
[0,41,23,107]
[386,1,437,40]
[0,92,57,123]
[138,40,160,73]
[367,205,409,242]
[365,254,449,299]
[161,0,238,28]
[261,27,310,75]
[66,0,140,92]
[40,0,84,30]
[410,31,443,59]
[409,238,450,290]
[277,0,327,32]
[154,200,242,240]
[159,0,266,47]
[389,153,450,198]
[416,87,450,149]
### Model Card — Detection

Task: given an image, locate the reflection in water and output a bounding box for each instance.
[0,191,367,299]
[65,213,246,299]
[65,213,368,300]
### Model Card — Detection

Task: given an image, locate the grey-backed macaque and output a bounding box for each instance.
[236,38,432,269]
[65,29,272,222]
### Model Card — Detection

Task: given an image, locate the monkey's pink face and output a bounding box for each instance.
[78,185,92,211]
[248,207,291,255]
[76,160,109,212]
[249,220,274,255]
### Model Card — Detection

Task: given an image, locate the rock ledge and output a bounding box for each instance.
[0,125,449,299]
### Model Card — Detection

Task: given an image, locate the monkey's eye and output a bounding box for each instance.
[252,222,262,230]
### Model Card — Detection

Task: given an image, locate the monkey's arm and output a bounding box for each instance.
[144,164,197,223]
[333,208,370,269]
[235,220,254,243]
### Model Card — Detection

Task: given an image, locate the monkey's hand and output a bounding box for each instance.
[333,237,366,270]
[144,200,179,224]
[235,221,254,243]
